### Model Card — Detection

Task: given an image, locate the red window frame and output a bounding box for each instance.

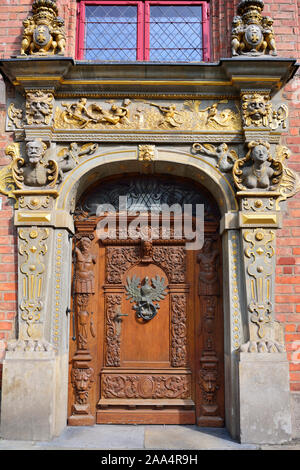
[76,1,210,62]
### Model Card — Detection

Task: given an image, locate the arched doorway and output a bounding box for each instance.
[67,174,224,426]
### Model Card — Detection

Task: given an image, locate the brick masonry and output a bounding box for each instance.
[0,0,299,393]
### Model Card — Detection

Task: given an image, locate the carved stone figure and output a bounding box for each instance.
[57,142,98,182]
[150,103,183,128]
[233,141,282,191]
[15,139,57,188]
[231,0,277,57]
[20,0,66,56]
[197,239,219,296]
[192,142,238,173]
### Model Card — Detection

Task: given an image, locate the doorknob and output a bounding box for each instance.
[114,313,128,320]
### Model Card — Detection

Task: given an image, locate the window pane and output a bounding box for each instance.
[84,5,137,61]
[149,5,203,62]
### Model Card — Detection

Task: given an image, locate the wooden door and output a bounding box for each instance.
[68,219,224,426]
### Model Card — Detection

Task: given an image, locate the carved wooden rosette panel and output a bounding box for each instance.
[102,374,191,399]
[197,238,223,426]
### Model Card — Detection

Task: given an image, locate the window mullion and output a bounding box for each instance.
[144,2,150,61]
[137,1,145,60]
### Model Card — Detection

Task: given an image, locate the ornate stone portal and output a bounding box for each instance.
[0,0,299,444]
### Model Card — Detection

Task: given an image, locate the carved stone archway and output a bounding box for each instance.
[0,46,299,442]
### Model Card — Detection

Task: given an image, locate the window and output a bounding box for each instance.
[77,1,210,62]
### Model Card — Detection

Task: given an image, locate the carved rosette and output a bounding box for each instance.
[102,374,190,399]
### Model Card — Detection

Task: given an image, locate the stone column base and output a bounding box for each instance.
[238,352,292,444]
[0,347,58,441]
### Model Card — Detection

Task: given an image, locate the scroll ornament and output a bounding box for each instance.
[231,0,277,57]
[20,0,66,56]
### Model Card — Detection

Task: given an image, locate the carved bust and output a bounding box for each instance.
[233,141,282,191]
[197,239,219,295]
[22,140,57,187]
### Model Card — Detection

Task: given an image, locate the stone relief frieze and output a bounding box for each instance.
[53,98,242,132]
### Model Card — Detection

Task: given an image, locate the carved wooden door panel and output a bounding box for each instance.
[97,242,195,424]
[68,220,224,427]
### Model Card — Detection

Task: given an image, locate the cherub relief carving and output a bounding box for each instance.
[57,142,98,182]
[192,142,238,173]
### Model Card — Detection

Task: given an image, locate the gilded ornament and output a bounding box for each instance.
[54,98,241,132]
[231,1,277,57]
[7,103,24,129]
[241,93,288,129]
[20,0,66,56]
[138,145,156,163]
[26,90,54,126]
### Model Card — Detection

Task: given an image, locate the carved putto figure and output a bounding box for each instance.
[20,0,66,56]
[192,142,238,173]
[231,0,277,57]
[26,90,54,125]
[57,142,98,182]
[233,140,282,191]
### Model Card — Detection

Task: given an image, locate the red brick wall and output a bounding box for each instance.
[0,0,299,393]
